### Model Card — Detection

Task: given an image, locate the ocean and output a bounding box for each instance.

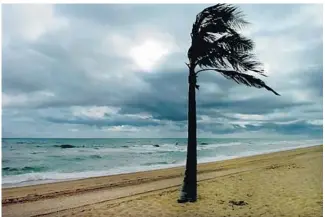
[2,138,322,188]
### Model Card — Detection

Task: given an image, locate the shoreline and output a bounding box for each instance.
[2,143,320,189]
[3,145,322,217]
[3,145,322,203]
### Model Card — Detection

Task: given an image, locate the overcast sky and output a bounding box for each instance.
[2,4,323,138]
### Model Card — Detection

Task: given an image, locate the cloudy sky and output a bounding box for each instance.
[2,4,323,138]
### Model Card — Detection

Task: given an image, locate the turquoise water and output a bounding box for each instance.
[2,138,322,187]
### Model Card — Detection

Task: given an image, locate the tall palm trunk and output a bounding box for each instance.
[179,66,197,202]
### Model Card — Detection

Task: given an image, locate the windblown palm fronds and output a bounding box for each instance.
[188,3,279,95]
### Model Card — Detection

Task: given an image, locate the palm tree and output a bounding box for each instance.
[178,3,280,203]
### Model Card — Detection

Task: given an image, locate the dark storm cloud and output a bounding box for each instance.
[45,116,160,128]
[198,121,322,137]
[244,121,323,136]
[54,4,209,27]
[118,70,188,121]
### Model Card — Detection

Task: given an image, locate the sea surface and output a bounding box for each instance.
[2,138,322,188]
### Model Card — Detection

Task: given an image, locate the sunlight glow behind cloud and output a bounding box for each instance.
[130,40,170,71]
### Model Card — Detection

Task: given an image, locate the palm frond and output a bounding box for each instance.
[192,4,248,39]
[188,3,279,96]
[216,33,254,52]
[188,4,261,74]
[214,69,280,95]
[194,44,265,75]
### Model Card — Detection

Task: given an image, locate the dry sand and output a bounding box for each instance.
[2,145,323,217]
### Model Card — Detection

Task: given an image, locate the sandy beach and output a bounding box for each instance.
[2,145,323,217]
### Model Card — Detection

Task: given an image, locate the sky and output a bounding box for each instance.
[2,4,323,138]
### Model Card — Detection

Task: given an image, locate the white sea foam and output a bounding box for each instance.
[198,142,242,150]
[129,143,187,153]
[3,139,321,188]
[2,161,185,188]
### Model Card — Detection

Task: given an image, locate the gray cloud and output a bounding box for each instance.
[2,4,323,138]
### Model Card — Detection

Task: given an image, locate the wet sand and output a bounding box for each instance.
[2,145,323,217]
